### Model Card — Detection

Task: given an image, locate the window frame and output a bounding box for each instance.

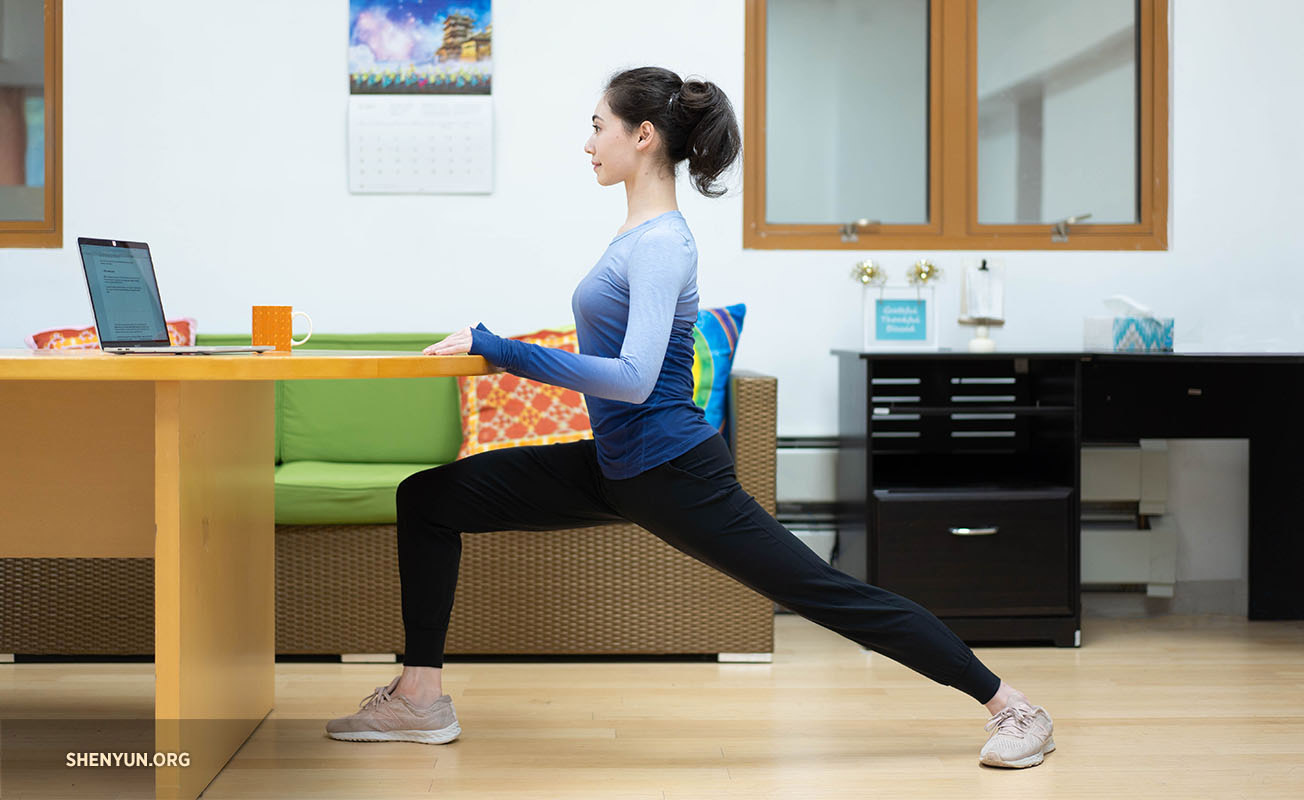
[0,0,62,249]
[743,0,1168,251]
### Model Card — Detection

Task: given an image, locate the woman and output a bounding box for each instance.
[326,66,1056,769]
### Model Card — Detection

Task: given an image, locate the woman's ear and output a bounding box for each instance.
[636,120,656,149]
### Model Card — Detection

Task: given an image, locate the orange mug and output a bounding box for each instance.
[252,305,313,352]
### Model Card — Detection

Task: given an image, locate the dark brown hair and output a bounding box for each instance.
[602,66,742,199]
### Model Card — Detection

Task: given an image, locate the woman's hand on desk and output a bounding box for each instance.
[424,327,472,356]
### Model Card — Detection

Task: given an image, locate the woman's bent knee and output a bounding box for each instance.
[396,465,455,519]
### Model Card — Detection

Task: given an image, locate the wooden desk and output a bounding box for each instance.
[0,348,493,799]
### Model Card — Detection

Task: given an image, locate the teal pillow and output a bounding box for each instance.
[691,303,746,430]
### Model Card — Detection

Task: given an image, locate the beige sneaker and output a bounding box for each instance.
[326,676,462,744]
[979,701,1055,768]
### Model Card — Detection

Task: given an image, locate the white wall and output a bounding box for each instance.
[1,1,1302,588]
[1168,440,1248,585]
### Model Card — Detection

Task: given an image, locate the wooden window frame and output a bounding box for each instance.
[743,0,1168,251]
[0,0,62,248]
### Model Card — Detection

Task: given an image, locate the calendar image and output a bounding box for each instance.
[349,0,493,94]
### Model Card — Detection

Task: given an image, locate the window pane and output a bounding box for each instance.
[977,0,1138,225]
[766,0,929,225]
[0,0,46,222]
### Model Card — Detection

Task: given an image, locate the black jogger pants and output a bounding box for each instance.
[395,432,1001,704]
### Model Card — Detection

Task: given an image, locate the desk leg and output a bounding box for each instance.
[153,380,275,799]
[1249,426,1304,620]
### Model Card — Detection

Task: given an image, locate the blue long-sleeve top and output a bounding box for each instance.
[468,210,719,479]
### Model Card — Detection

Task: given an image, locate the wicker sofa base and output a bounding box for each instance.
[277,523,774,656]
[0,558,155,655]
[0,524,774,657]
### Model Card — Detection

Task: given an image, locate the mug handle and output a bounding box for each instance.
[290,311,313,347]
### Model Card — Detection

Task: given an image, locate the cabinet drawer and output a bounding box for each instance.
[1083,362,1258,440]
[872,488,1073,617]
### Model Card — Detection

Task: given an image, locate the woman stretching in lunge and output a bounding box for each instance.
[326,66,1055,769]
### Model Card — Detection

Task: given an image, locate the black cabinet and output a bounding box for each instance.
[835,352,1081,647]
[837,350,1304,630]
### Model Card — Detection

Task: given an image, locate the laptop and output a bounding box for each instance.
[77,237,276,354]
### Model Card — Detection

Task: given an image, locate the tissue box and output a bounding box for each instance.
[1083,316,1174,352]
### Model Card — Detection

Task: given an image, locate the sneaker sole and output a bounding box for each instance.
[980,736,1055,769]
[328,721,461,744]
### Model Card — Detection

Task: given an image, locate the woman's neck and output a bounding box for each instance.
[622,168,679,231]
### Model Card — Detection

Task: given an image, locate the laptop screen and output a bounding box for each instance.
[78,240,170,345]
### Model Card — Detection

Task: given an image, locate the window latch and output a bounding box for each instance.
[840,218,881,242]
[1051,213,1092,242]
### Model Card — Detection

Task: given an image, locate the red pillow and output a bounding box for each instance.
[456,327,593,459]
[25,318,198,350]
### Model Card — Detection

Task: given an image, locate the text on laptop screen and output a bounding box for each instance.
[80,243,169,343]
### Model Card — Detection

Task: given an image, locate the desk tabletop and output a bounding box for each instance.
[0,348,496,380]
[830,349,1304,363]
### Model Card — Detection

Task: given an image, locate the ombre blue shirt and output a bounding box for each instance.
[468,210,718,479]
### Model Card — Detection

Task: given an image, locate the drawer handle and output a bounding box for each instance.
[950,526,999,536]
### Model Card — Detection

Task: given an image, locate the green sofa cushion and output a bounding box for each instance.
[194,332,460,464]
[279,376,459,464]
[274,461,446,525]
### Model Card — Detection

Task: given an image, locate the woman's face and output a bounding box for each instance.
[584,96,649,187]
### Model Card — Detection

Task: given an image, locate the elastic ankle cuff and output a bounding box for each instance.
[402,626,447,667]
[402,658,444,668]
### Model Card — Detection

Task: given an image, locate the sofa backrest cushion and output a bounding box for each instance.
[280,376,460,463]
[195,332,461,464]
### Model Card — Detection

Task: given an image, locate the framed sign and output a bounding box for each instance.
[863,285,937,350]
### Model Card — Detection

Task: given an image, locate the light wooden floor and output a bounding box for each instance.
[2,610,1302,799]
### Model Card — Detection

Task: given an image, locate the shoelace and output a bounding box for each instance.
[984,704,1043,739]
[358,683,397,711]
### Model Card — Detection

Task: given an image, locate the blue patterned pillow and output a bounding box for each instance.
[691,303,746,431]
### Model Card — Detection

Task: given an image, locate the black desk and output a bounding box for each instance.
[833,350,1302,646]
[1080,353,1300,620]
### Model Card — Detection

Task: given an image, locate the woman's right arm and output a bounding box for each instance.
[469,228,695,404]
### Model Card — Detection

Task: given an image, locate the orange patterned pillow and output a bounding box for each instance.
[24,318,198,350]
[456,327,593,459]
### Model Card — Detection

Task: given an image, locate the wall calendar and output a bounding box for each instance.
[347,1,494,194]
